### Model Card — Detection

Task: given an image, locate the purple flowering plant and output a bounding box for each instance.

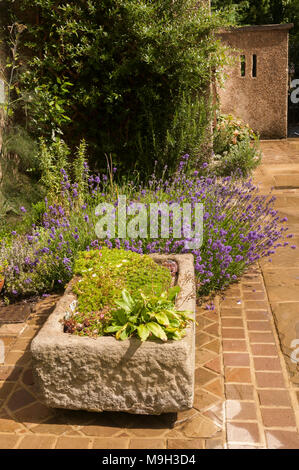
[0,152,294,300]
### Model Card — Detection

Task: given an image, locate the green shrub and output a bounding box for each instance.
[213,114,261,177]
[6,0,229,173]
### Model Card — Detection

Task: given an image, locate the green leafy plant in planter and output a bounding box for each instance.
[105,287,194,342]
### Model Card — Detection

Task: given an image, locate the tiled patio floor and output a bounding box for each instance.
[0,263,298,449]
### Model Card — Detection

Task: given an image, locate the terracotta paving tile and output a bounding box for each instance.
[193,388,220,412]
[5,351,31,366]
[247,321,272,332]
[241,283,264,291]
[222,340,247,352]
[204,340,220,354]
[226,400,257,421]
[93,438,129,449]
[225,384,255,401]
[0,366,23,381]
[202,402,224,427]
[223,288,242,298]
[221,328,245,339]
[55,437,92,449]
[30,418,74,435]
[265,430,299,449]
[221,318,243,328]
[249,332,275,343]
[21,368,34,387]
[243,292,266,301]
[0,382,15,401]
[258,389,292,407]
[196,332,213,347]
[244,301,269,310]
[128,426,168,438]
[221,299,243,309]
[197,317,214,329]
[251,344,278,356]
[129,439,166,449]
[0,336,16,351]
[221,308,242,317]
[202,312,218,322]
[175,408,198,425]
[167,438,204,449]
[223,353,250,367]
[11,338,31,352]
[246,311,269,321]
[260,408,297,428]
[204,323,219,336]
[253,357,282,371]
[180,413,219,438]
[17,435,56,449]
[202,378,223,398]
[194,367,217,387]
[226,422,261,444]
[205,438,223,449]
[6,387,36,412]
[204,357,221,374]
[0,324,26,336]
[0,412,24,432]
[196,349,217,367]
[19,326,40,339]
[0,434,20,449]
[225,367,252,384]
[13,402,55,424]
[80,423,126,438]
[255,372,286,389]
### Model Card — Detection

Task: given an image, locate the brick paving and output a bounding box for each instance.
[0,262,298,449]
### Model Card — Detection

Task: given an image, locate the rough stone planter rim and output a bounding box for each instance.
[31,253,196,415]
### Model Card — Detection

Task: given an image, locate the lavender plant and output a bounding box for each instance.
[0,154,294,300]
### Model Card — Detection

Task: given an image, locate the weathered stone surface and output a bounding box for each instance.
[31,254,196,415]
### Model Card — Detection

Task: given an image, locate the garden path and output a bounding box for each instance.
[0,262,298,449]
[255,140,299,388]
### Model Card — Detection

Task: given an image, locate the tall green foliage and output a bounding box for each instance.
[4,0,228,173]
[212,0,299,71]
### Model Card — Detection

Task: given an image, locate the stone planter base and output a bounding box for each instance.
[31,254,196,415]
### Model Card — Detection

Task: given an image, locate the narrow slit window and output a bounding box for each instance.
[252,54,257,77]
[240,55,246,77]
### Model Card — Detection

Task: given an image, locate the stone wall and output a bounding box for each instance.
[218,24,293,139]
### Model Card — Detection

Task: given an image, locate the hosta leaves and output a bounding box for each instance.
[105,288,193,342]
[137,324,150,342]
[154,312,170,327]
[146,322,167,342]
[105,325,122,333]
[115,289,135,313]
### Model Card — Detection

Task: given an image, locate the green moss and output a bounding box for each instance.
[72,247,172,314]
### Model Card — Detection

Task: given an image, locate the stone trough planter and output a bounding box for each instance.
[31,254,196,415]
